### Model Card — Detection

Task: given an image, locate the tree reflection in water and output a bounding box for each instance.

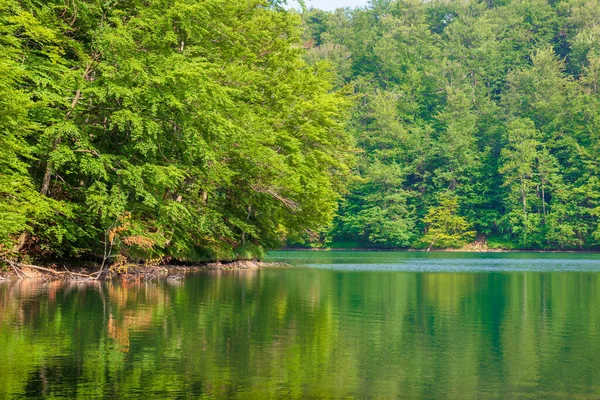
[0,268,599,398]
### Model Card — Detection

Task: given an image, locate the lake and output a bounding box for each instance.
[1,251,600,398]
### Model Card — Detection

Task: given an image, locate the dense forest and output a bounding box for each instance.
[304,0,600,250]
[0,0,353,265]
[1,0,600,268]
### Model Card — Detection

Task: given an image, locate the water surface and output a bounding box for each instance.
[1,251,600,398]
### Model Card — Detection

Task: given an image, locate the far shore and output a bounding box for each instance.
[3,247,600,282]
[279,247,600,253]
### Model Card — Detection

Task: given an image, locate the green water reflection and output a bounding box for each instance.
[1,254,600,398]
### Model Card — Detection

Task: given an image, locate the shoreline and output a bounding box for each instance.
[0,260,290,282]
[280,248,600,253]
[4,247,600,281]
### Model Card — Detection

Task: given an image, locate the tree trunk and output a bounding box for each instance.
[13,61,92,253]
[13,137,61,252]
[520,177,527,217]
[541,180,546,224]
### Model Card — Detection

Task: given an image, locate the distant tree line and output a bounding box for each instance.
[303,0,600,250]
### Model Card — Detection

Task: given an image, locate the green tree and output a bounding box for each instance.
[0,0,354,263]
[421,193,476,249]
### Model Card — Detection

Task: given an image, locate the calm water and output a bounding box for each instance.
[1,251,600,399]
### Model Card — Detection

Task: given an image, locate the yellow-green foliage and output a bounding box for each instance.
[0,0,353,262]
[421,194,476,249]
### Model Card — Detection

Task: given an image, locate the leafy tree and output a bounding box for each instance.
[421,193,476,249]
[0,0,353,263]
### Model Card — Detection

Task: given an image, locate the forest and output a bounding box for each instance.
[1,0,599,268]
[0,0,353,265]
[306,0,600,250]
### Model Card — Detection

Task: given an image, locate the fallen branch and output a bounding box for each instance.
[15,263,32,279]
[5,259,31,279]
[10,262,22,279]
[64,265,75,279]
[15,262,65,275]
[1,257,100,279]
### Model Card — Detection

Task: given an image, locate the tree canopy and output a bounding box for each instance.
[303,0,600,250]
[0,0,353,263]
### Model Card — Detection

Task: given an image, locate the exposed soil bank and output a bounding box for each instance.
[0,259,290,282]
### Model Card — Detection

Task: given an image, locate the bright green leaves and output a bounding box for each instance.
[6,0,600,258]
[0,0,58,249]
[500,118,546,247]
[0,0,353,262]
[421,193,476,249]
[498,49,598,248]
[336,162,416,248]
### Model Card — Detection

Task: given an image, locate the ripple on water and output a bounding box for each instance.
[304,258,600,272]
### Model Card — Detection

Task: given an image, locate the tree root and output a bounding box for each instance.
[1,257,102,280]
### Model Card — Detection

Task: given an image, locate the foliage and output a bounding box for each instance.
[302,0,600,250]
[4,0,600,258]
[420,193,476,249]
[0,0,353,263]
